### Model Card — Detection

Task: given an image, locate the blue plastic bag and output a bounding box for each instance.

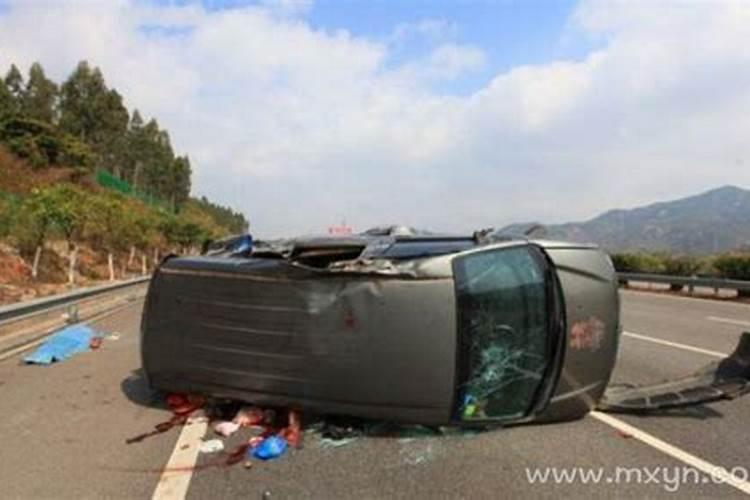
[251,436,288,460]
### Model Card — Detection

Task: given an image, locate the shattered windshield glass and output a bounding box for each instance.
[454,245,551,421]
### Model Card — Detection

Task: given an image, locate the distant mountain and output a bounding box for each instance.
[499,186,750,255]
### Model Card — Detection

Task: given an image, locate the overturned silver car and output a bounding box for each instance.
[141,228,625,425]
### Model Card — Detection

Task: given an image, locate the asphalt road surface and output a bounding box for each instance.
[1,289,749,499]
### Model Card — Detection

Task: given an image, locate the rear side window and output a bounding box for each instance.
[453,245,551,421]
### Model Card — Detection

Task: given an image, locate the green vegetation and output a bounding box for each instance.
[714,254,750,297]
[611,251,750,295]
[714,254,750,280]
[0,60,248,285]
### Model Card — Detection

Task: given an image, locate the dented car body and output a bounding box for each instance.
[141,230,623,425]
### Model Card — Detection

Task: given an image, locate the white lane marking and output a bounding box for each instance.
[623,331,727,359]
[590,411,750,495]
[707,316,750,328]
[152,413,209,500]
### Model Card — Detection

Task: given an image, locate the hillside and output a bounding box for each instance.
[500,186,750,255]
[0,60,248,303]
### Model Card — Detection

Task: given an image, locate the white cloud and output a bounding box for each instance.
[390,18,458,45]
[1,0,750,236]
[259,0,314,18]
[426,43,486,79]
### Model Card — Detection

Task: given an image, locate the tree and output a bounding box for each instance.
[0,196,13,240]
[59,61,104,140]
[15,188,59,279]
[41,184,88,284]
[59,61,129,173]
[22,62,58,123]
[93,88,129,176]
[122,109,146,189]
[86,192,131,280]
[0,78,14,120]
[128,203,159,274]
[1,64,23,118]
[140,119,175,201]
[192,196,249,233]
[714,254,750,298]
[170,155,192,209]
[4,65,24,102]
[0,116,94,168]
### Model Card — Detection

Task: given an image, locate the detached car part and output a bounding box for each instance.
[142,229,625,425]
[599,332,750,413]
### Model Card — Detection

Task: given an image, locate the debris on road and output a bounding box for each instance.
[400,442,438,466]
[126,414,192,444]
[320,418,363,441]
[598,332,750,413]
[318,437,358,449]
[127,391,488,474]
[126,393,205,444]
[199,439,225,454]
[251,435,288,460]
[280,409,302,447]
[213,421,240,437]
[166,393,204,415]
[89,336,103,349]
[24,324,98,364]
[615,430,633,439]
[233,406,264,426]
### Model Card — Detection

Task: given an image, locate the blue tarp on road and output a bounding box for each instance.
[23,325,96,365]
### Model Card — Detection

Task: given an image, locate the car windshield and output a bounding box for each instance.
[453,245,551,421]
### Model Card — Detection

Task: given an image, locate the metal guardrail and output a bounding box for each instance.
[617,272,750,292]
[0,276,151,325]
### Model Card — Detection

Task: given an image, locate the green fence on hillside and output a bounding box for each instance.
[95,170,170,211]
[96,170,132,195]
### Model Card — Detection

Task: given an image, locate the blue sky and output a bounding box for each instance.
[157,0,596,94]
[2,0,749,236]
[310,0,594,94]
[309,1,588,65]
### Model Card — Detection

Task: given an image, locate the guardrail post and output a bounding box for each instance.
[64,304,79,324]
